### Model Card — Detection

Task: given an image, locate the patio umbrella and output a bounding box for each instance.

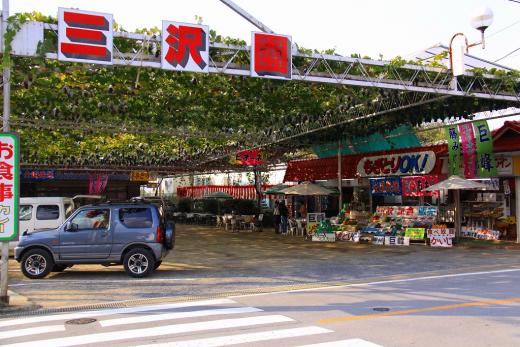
[281,181,334,196]
[424,175,487,238]
[264,184,292,195]
[203,191,234,199]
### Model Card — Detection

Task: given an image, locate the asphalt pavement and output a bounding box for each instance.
[1,267,519,346]
[3,224,520,309]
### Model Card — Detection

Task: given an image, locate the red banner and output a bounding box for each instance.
[401,175,440,197]
[177,185,273,200]
[458,123,477,178]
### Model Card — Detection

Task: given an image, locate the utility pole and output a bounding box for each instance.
[0,0,10,304]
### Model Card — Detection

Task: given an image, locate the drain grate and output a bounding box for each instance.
[65,318,97,325]
[372,307,390,312]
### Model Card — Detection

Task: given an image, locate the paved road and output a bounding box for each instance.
[6,225,520,308]
[1,268,520,346]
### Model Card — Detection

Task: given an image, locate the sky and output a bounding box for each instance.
[7,0,520,128]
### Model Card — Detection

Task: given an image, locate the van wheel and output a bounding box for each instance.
[52,265,67,272]
[21,249,54,279]
[154,261,162,270]
[123,248,154,278]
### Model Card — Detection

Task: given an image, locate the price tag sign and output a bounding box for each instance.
[0,134,19,241]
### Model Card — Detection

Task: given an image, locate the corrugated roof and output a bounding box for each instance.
[412,44,514,71]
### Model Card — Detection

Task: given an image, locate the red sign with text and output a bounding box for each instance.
[251,32,292,80]
[58,8,113,64]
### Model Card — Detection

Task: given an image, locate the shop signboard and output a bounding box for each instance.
[445,125,461,176]
[405,228,425,239]
[429,235,453,247]
[0,134,19,242]
[234,149,263,166]
[384,236,410,246]
[306,213,325,236]
[336,231,360,242]
[357,151,436,177]
[58,8,113,64]
[312,231,336,242]
[473,120,498,177]
[401,175,440,197]
[495,155,513,176]
[373,236,385,245]
[370,177,402,196]
[251,32,292,80]
[376,206,438,218]
[21,169,55,181]
[161,21,209,73]
[130,171,150,182]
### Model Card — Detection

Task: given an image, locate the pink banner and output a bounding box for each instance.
[458,123,477,178]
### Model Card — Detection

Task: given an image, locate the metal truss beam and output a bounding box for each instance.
[33,23,520,102]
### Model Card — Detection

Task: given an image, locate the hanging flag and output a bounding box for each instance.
[458,123,477,178]
[472,120,498,177]
[444,125,461,175]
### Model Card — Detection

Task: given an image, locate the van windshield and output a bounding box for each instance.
[19,205,32,221]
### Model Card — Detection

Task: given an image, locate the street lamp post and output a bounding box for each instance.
[449,7,494,78]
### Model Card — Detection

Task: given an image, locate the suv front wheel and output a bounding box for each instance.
[21,248,54,279]
[123,248,155,278]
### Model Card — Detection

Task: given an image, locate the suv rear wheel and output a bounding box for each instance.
[21,249,54,279]
[123,248,154,278]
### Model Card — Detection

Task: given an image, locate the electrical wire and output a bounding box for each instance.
[494,46,520,62]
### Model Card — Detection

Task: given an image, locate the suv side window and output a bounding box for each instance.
[19,205,33,221]
[64,203,74,218]
[70,209,110,230]
[119,208,153,228]
[36,205,60,220]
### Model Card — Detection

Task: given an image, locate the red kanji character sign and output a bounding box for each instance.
[161,21,209,73]
[58,8,113,64]
[0,134,19,241]
[251,32,292,80]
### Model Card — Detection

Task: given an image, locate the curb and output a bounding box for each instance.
[0,290,40,314]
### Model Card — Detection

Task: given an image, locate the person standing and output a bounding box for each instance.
[279,200,288,235]
[273,200,281,234]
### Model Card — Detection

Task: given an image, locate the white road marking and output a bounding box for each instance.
[3,315,294,347]
[136,326,333,347]
[100,306,263,327]
[0,298,235,328]
[230,268,520,299]
[9,278,197,287]
[0,325,65,339]
[297,338,383,347]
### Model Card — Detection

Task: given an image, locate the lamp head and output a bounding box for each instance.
[470,6,494,33]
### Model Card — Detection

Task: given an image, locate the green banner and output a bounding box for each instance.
[445,126,461,175]
[473,120,498,177]
[405,228,425,239]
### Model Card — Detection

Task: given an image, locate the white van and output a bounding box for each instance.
[10,196,102,250]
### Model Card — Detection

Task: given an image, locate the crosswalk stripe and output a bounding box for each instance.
[136,326,333,347]
[0,298,235,328]
[100,306,263,327]
[296,338,383,347]
[0,325,65,339]
[3,315,294,347]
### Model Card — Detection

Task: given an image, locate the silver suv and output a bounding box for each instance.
[15,202,175,279]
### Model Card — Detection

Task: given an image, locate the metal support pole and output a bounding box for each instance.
[454,190,462,240]
[516,177,520,244]
[0,0,10,305]
[218,0,275,33]
[337,141,343,213]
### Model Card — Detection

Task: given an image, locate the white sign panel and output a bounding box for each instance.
[58,8,113,65]
[357,151,436,177]
[0,21,44,57]
[161,21,209,73]
[384,236,410,246]
[0,134,19,241]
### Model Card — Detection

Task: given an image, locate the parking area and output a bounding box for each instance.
[6,224,520,309]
